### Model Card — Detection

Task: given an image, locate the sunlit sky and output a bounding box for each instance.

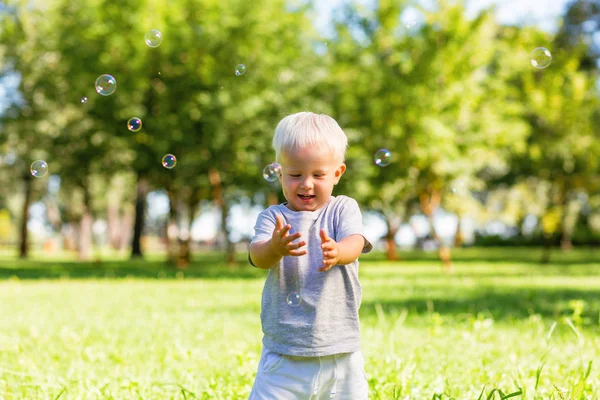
[315,0,572,35]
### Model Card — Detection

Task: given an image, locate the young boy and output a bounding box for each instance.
[248,112,373,399]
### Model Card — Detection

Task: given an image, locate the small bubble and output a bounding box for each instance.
[30,160,49,178]
[531,47,552,69]
[374,149,391,167]
[127,117,142,132]
[145,29,163,47]
[448,179,467,195]
[235,64,246,76]
[95,74,117,96]
[162,154,177,169]
[286,292,302,307]
[80,96,88,104]
[262,162,281,182]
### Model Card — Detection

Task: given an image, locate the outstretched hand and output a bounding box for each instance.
[270,214,307,257]
[319,229,340,272]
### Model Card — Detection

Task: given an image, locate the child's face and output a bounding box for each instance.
[279,143,346,212]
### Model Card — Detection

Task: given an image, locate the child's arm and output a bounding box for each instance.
[250,214,307,269]
[318,230,365,272]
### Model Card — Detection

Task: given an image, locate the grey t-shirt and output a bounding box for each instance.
[250,195,373,357]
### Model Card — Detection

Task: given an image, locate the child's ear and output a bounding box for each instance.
[334,163,346,184]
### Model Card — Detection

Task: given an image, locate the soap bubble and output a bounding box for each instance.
[127,117,142,132]
[235,64,246,76]
[30,160,49,178]
[95,74,117,96]
[80,96,88,104]
[286,292,302,307]
[145,29,162,47]
[262,162,281,182]
[162,154,177,169]
[448,179,467,195]
[374,149,391,167]
[531,47,552,69]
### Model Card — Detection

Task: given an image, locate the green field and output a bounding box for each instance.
[1,248,599,399]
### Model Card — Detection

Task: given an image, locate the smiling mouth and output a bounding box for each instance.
[298,194,315,201]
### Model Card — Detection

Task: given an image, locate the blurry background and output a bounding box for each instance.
[1,0,599,266]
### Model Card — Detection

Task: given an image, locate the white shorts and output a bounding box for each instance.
[249,347,369,400]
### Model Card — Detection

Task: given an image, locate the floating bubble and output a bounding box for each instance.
[448,179,467,195]
[374,149,391,167]
[235,64,246,76]
[162,154,177,169]
[30,160,49,178]
[95,74,117,96]
[286,292,302,307]
[406,19,417,29]
[531,47,552,69]
[145,29,163,47]
[80,96,88,104]
[127,117,142,132]
[262,162,281,182]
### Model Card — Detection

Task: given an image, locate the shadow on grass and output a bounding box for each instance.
[361,286,600,323]
[1,247,600,281]
[0,252,267,280]
[361,246,600,265]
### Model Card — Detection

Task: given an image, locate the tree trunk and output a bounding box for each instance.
[19,172,33,259]
[453,215,463,248]
[383,217,399,261]
[560,197,578,252]
[420,189,453,271]
[385,231,398,261]
[78,212,93,260]
[120,206,134,251]
[221,200,236,265]
[78,184,93,261]
[166,189,179,266]
[107,197,121,250]
[541,234,552,264]
[209,168,236,265]
[131,174,149,258]
[177,196,200,268]
[560,231,573,251]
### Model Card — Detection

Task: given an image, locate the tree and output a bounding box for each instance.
[331,0,530,266]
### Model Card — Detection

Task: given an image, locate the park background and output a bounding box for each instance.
[1,0,600,398]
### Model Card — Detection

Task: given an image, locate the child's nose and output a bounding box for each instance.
[300,177,313,189]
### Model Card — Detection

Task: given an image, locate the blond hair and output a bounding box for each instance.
[272,112,348,163]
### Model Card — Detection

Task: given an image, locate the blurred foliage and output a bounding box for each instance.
[0,0,599,259]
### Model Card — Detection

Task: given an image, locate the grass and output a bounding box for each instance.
[0,247,599,399]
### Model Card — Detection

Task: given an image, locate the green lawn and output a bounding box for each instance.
[0,248,599,399]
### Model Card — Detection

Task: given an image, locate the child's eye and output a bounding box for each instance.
[314,174,324,178]
[289,174,301,178]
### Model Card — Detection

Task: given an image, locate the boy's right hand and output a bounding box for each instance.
[270,214,307,257]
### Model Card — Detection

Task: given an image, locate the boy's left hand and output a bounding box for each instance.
[319,229,339,272]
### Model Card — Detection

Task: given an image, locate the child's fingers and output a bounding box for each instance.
[287,240,306,250]
[289,249,308,257]
[275,214,284,231]
[282,232,301,244]
[319,229,329,243]
[318,262,332,272]
[321,242,333,251]
[280,224,292,237]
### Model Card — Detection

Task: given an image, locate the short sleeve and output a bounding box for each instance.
[248,208,277,267]
[251,209,277,245]
[335,197,373,254]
